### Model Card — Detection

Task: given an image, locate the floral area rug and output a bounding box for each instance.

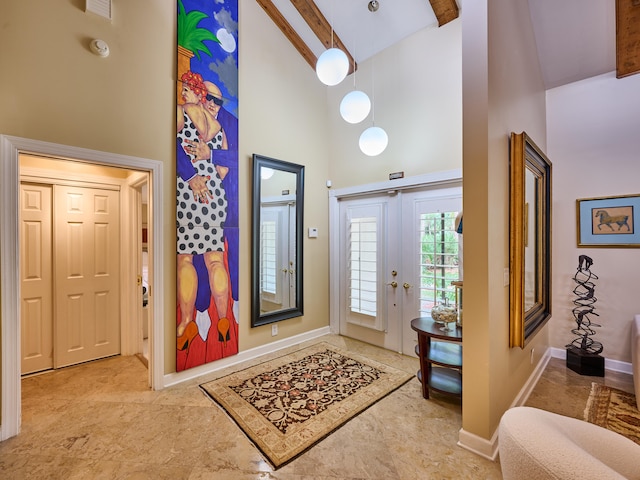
[584,383,640,445]
[200,342,413,468]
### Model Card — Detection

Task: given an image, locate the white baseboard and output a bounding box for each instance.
[457,347,552,461]
[549,347,633,375]
[458,427,499,461]
[162,326,331,388]
[458,346,634,461]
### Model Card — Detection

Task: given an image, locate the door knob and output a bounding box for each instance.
[403,282,412,289]
[387,281,398,288]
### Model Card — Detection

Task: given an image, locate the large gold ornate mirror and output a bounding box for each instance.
[251,154,304,327]
[509,132,552,347]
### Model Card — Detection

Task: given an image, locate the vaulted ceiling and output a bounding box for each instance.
[257,0,640,90]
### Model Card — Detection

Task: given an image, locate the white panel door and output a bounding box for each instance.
[399,187,462,356]
[54,185,121,368]
[338,193,401,352]
[20,183,54,375]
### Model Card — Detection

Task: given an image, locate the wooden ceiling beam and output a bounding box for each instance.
[616,0,640,78]
[428,0,459,27]
[256,0,318,70]
[290,0,356,75]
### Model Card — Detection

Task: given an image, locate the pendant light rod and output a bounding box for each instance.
[371,55,376,124]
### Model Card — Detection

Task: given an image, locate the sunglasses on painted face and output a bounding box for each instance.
[206,94,224,106]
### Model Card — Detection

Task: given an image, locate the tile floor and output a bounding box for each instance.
[0,335,634,479]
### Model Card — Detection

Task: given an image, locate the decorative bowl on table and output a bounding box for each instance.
[431,304,458,330]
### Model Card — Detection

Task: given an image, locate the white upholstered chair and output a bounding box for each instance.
[499,406,640,480]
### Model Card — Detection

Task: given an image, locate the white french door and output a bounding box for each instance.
[337,186,462,356]
[338,193,401,352]
[399,187,462,356]
[260,197,296,313]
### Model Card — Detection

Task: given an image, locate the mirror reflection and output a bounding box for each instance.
[509,132,552,348]
[523,167,537,312]
[260,169,297,313]
[252,154,304,327]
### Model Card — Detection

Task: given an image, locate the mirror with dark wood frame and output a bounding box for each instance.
[509,132,552,347]
[251,154,304,327]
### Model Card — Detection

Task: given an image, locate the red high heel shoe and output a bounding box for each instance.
[177,321,198,350]
[217,317,230,346]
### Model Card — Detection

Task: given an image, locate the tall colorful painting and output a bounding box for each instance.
[176,0,239,371]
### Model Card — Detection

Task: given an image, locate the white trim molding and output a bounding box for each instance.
[0,135,165,441]
[549,347,633,374]
[457,346,633,461]
[457,347,552,461]
[163,327,331,387]
[458,427,500,461]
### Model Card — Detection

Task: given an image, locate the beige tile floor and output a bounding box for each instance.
[0,335,634,479]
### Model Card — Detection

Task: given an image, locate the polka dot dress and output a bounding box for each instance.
[177,111,228,255]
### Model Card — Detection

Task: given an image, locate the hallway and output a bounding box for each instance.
[0,335,633,479]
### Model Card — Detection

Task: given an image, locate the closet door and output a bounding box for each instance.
[20,183,54,375]
[54,185,121,368]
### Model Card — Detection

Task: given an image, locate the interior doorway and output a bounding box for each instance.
[19,157,149,374]
[1,135,165,441]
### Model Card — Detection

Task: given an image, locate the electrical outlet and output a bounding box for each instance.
[271,324,278,336]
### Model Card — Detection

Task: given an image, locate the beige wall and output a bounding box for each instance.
[547,72,640,363]
[326,20,463,187]
[4,0,624,452]
[240,3,331,349]
[461,0,550,441]
[0,0,331,379]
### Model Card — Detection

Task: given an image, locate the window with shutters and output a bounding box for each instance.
[260,219,277,295]
[348,217,377,317]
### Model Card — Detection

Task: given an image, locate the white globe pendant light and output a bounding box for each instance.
[316,48,349,86]
[340,90,371,124]
[359,126,388,156]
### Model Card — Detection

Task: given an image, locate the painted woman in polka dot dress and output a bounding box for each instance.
[176,72,233,354]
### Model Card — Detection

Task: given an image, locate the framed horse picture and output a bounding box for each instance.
[577,194,640,247]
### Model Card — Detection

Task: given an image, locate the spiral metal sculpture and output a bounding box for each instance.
[566,255,603,354]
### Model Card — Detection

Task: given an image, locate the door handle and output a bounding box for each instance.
[386,281,398,288]
[403,282,412,290]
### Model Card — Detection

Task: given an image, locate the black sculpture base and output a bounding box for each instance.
[566,346,604,377]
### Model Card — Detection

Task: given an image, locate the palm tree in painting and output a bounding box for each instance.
[178,0,219,60]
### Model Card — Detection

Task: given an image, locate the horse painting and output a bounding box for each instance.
[593,209,630,232]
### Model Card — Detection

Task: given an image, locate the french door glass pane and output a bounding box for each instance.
[418,212,460,315]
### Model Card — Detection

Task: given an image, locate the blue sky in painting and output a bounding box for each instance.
[181,0,239,117]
